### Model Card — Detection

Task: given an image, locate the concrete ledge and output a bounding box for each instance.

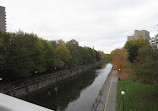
[1,61,107,98]
[0,93,53,111]
[90,68,113,111]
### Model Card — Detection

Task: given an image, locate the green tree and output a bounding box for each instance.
[131,45,158,84]
[42,40,55,73]
[66,39,82,67]
[0,38,5,78]
[0,31,103,82]
[0,31,34,80]
[55,42,72,69]
[124,38,150,62]
[95,50,101,62]
[79,47,98,64]
[99,51,106,60]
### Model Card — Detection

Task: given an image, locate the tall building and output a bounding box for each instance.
[0,6,6,32]
[127,30,150,41]
[151,36,158,49]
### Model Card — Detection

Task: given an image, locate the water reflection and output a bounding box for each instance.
[24,63,112,111]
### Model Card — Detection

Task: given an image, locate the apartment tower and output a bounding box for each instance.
[127,30,150,41]
[0,6,6,32]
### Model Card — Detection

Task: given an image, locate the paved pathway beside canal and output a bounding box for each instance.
[96,70,118,111]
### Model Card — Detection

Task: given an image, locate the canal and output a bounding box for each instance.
[24,63,112,111]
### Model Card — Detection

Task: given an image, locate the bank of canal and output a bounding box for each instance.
[24,63,112,111]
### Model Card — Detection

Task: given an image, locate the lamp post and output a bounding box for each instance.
[35,71,38,74]
[121,91,125,111]
[66,65,68,69]
[0,78,2,84]
[118,69,121,81]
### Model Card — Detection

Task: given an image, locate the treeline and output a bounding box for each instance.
[110,37,158,84]
[124,38,158,84]
[0,31,106,81]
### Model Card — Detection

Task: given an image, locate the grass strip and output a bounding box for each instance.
[117,76,158,111]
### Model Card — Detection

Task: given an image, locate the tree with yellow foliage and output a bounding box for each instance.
[111,49,128,70]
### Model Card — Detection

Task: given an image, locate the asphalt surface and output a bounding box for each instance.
[96,70,118,111]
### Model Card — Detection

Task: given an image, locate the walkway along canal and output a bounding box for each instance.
[0,61,106,97]
[23,63,113,111]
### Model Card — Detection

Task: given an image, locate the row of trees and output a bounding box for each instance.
[110,37,158,84]
[124,38,158,84]
[0,31,106,81]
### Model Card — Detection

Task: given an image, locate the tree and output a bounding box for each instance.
[79,47,94,64]
[66,39,82,67]
[0,31,35,80]
[0,38,5,78]
[109,49,120,61]
[111,49,128,70]
[42,40,55,73]
[99,51,107,60]
[0,31,103,82]
[55,42,72,69]
[95,51,101,62]
[131,45,158,84]
[124,38,150,62]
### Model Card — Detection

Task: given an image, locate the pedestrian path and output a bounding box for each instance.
[96,70,118,111]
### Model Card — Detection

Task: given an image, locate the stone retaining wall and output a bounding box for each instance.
[0,60,106,97]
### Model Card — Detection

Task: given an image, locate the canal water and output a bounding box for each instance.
[24,63,112,111]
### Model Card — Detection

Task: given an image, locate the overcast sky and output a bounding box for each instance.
[0,0,158,53]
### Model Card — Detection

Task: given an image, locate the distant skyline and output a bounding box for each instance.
[0,0,158,53]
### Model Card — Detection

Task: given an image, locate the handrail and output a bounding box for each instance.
[0,65,85,93]
[0,65,88,93]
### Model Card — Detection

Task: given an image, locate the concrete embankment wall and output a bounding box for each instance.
[1,61,106,98]
[90,67,113,111]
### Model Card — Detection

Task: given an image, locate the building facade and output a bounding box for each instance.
[127,30,150,41]
[151,35,158,49]
[0,6,6,32]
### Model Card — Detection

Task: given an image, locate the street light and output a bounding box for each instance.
[118,69,121,81]
[121,91,125,111]
[66,65,68,69]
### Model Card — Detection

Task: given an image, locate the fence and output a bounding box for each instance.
[0,65,85,93]
[0,60,107,96]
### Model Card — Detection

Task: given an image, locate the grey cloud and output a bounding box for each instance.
[0,0,158,53]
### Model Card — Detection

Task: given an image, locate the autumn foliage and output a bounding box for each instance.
[111,49,128,70]
[0,31,106,82]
